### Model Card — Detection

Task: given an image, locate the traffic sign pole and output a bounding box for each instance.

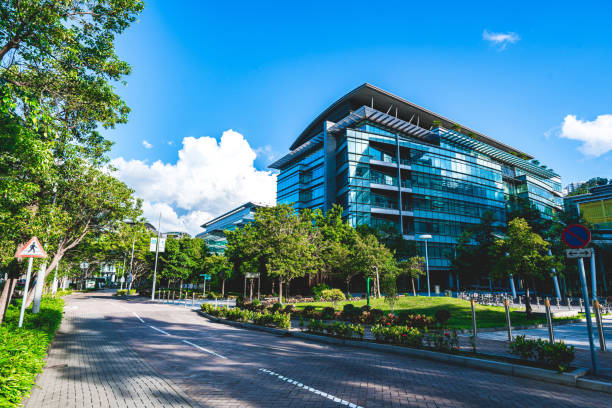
[578,257,598,375]
[18,258,34,328]
[151,213,161,301]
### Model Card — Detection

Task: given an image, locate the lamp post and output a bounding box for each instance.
[419,234,432,297]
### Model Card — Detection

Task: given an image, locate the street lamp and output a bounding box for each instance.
[418,234,432,297]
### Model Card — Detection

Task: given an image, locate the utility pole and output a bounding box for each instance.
[151,213,162,301]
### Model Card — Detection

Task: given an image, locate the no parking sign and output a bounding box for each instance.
[561,224,591,249]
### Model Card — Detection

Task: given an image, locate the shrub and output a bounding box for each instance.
[434,309,451,327]
[360,305,371,312]
[424,330,459,352]
[252,299,261,307]
[509,335,575,372]
[312,283,331,300]
[253,311,291,329]
[370,308,384,321]
[270,302,283,313]
[320,289,345,307]
[321,307,336,320]
[397,312,435,329]
[282,305,296,314]
[306,319,363,339]
[342,304,359,321]
[302,305,316,317]
[116,289,136,296]
[0,296,64,407]
[371,324,423,347]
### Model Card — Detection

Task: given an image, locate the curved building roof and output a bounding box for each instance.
[290,83,533,160]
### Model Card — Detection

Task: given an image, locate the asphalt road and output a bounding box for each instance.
[27,292,611,407]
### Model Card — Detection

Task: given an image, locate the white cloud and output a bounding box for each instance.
[559,114,612,157]
[113,130,277,236]
[142,140,153,149]
[483,30,520,50]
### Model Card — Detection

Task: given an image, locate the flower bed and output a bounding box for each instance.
[306,319,364,340]
[201,304,290,329]
[509,335,575,372]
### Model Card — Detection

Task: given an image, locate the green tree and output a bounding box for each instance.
[352,232,397,298]
[204,254,231,297]
[492,218,553,316]
[398,256,426,297]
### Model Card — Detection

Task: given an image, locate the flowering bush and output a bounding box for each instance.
[396,312,435,329]
[424,330,459,352]
[371,324,423,347]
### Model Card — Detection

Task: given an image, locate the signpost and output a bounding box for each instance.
[200,273,211,297]
[150,214,164,301]
[15,237,47,328]
[562,224,598,375]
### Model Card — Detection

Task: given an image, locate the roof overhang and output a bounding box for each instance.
[289,83,533,160]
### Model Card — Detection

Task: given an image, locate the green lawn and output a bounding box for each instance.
[293,296,570,329]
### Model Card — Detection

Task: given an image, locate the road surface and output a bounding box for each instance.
[27,291,610,407]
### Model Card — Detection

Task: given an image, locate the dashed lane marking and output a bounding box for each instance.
[133,312,145,323]
[149,325,171,336]
[182,340,228,359]
[258,368,363,408]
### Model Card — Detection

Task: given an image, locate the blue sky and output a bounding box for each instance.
[107,0,612,232]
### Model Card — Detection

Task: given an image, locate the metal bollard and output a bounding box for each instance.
[567,297,572,310]
[545,298,555,343]
[215,297,218,308]
[471,299,477,338]
[192,292,195,307]
[594,301,607,352]
[172,291,175,304]
[579,298,583,313]
[536,297,540,307]
[504,299,512,341]
[556,297,560,310]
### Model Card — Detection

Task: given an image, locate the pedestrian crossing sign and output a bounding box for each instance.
[15,237,47,258]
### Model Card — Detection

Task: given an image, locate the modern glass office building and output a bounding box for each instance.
[270,84,563,288]
[196,202,268,254]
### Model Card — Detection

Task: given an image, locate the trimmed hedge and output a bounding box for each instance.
[509,335,575,372]
[0,296,64,407]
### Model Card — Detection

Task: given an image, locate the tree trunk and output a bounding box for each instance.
[346,278,351,295]
[179,279,183,299]
[249,279,253,301]
[411,278,417,297]
[0,271,19,324]
[278,278,283,304]
[525,286,533,317]
[222,278,226,298]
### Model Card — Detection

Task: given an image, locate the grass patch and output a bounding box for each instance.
[293,296,563,329]
[0,296,64,407]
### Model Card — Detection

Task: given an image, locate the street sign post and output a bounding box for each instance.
[15,237,47,328]
[200,274,211,296]
[562,224,598,375]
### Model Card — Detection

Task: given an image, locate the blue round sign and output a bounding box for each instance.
[562,224,591,249]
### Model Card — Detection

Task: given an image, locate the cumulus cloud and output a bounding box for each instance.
[113,130,277,235]
[483,30,520,50]
[142,140,153,149]
[559,114,612,157]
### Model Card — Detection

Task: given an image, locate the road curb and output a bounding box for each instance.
[199,311,612,393]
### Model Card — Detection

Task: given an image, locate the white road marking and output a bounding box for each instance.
[182,340,228,359]
[133,312,144,323]
[258,368,362,408]
[149,325,171,336]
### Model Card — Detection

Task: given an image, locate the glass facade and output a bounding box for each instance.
[271,86,563,288]
[195,202,266,254]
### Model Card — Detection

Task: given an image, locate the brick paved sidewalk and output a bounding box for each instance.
[25,295,193,408]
